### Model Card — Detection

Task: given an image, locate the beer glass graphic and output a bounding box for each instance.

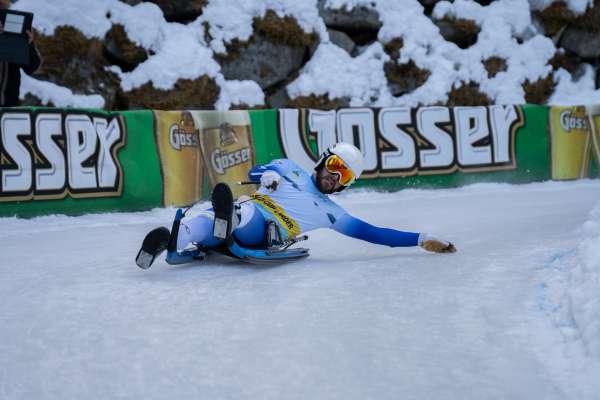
[549,106,592,180]
[154,110,203,206]
[194,111,256,199]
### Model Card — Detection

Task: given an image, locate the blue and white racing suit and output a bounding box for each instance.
[176,159,420,250]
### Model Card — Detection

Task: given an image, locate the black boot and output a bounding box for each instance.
[211,183,237,245]
[135,227,171,269]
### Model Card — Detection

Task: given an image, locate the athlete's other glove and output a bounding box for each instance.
[260,170,281,192]
[418,233,457,253]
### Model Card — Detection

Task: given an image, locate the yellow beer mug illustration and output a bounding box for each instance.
[154,110,203,206]
[194,111,256,199]
[549,106,592,180]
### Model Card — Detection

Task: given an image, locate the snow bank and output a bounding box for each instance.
[537,199,600,397]
[11,0,600,109]
[550,66,600,105]
[13,0,266,109]
[199,0,327,54]
[565,202,600,359]
[20,75,106,108]
[287,42,391,106]
[529,0,593,14]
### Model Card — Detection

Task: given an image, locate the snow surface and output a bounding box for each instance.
[1,180,600,399]
[11,0,600,109]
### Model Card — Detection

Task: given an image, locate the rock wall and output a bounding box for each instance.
[16,0,600,110]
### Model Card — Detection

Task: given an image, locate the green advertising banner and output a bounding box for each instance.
[1,105,598,218]
[253,105,551,190]
[0,108,162,217]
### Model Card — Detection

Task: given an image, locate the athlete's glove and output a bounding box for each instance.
[260,170,281,192]
[418,233,457,253]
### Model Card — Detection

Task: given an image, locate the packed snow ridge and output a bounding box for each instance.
[536,198,600,398]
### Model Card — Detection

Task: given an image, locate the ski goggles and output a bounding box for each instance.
[324,154,356,186]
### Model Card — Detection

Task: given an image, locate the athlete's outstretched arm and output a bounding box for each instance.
[331,213,456,252]
[331,213,419,247]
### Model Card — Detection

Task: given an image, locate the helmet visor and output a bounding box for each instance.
[325,154,356,186]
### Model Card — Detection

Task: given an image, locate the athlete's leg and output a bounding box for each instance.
[177,212,222,250]
[176,202,266,250]
[233,201,266,246]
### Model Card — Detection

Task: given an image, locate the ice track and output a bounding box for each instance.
[1,181,600,400]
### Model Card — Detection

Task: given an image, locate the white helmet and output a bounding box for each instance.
[315,142,364,190]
